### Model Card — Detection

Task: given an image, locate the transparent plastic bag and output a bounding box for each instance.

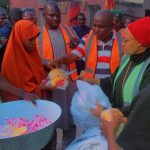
[46,68,69,90]
[71,80,111,131]
[66,127,107,150]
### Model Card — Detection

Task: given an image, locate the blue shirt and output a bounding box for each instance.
[0,24,11,68]
[72,25,90,39]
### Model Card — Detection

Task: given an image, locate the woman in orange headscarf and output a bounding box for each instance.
[1,20,46,101]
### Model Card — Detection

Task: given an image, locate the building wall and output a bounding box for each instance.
[60,0,107,26]
[115,0,150,18]
[78,0,106,26]
[143,0,150,16]
[10,0,39,13]
[9,0,46,25]
[9,0,107,26]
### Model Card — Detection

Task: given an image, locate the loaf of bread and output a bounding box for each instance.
[100,108,127,123]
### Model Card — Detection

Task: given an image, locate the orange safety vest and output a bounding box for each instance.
[83,30,121,79]
[37,24,78,81]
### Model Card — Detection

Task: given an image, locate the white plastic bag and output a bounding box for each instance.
[71,80,111,131]
[46,68,69,90]
[65,127,108,150]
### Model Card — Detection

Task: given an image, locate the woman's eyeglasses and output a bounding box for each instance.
[122,38,135,44]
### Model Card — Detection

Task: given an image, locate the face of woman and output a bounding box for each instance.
[122,28,144,55]
[24,36,38,52]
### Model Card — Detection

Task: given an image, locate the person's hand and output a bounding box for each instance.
[100,118,120,139]
[111,109,127,123]
[23,92,37,106]
[39,80,56,90]
[49,58,63,69]
[101,118,123,150]
[90,102,104,118]
[78,75,100,85]
[42,59,51,72]
[69,37,80,49]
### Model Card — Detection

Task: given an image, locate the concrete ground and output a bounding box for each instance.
[56,129,63,150]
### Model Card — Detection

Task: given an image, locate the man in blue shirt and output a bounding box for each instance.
[72,13,90,39]
[0,7,11,70]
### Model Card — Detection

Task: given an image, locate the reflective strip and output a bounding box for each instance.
[120,55,129,65]
[113,55,129,98]
[72,50,82,58]
[85,33,94,73]
[61,24,73,39]
[38,26,43,59]
[133,57,150,97]
[116,31,124,59]
[85,66,93,73]
[85,33,94,62]
[67,68,77,76]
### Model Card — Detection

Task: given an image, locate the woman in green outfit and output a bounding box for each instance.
[81,17,150,150]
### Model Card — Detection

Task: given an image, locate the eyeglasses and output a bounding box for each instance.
[122,38,135,44]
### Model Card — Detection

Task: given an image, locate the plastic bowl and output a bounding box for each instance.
[0,100,61,150]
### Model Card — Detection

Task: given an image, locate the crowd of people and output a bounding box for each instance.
[0,1,150,150]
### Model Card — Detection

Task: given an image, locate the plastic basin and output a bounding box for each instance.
[0,100,61,150]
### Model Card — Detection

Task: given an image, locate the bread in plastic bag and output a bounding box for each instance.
[71,80,111,131]
[46,68,69,90]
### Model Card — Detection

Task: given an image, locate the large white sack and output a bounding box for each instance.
[66,127,107,150]
[71,80,111,131]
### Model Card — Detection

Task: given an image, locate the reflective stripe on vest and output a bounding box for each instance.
[114,56,150,105]
[113,55,130,87]
[38,26,44,59]
[37,24,77,81]
[83,30,120,79]
[85,31,95,75]
[61,24,73,39]
[83,30,97,78]
[116,31,124,59]
[37,25,54,60]
[59,24,78,81]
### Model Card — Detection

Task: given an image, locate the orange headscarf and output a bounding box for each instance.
[1,20,45,101]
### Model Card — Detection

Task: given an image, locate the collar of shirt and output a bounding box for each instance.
[98,32,114,46]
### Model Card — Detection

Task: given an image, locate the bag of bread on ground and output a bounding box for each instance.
[46,68,69,90]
